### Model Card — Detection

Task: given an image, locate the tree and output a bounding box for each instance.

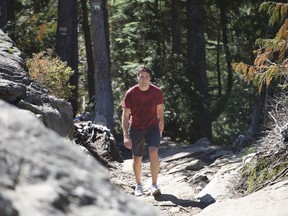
[171,0,181,54]
[0,0,15,29]
[187,0,212,140]
[56,0,79,116]
[80,0,95,102]
[233,2,288,145]
[90,0,114,131]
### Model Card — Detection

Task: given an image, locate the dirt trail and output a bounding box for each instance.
[108,140,222,216]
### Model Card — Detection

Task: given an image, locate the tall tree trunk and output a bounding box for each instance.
[56,0,79,116]
[187,0,212,140]
[171,0,181,54]
[80,0,95,103]
[211,0,234,121]
[151,0,161,77]
[216,19,222,97]
[219,0,233,93]
[0,0,15,29]
[90,0,114,132]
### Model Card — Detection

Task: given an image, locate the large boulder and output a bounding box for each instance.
[0,29,73,138]
[0,100,160,216]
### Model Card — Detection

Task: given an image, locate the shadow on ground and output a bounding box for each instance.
[154,193,214,209]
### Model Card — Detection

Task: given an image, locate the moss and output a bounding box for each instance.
[241,146,257,156]
[7,47,14,54]
[242,154,288,193]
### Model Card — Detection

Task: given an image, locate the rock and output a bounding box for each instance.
[0,100,161,216]
[196,160,243,203]
[188,173,208,184]
[74,121,123,165]
[195,180,288,216]
[193,137,211,147]
[185,159,204,171]
[0,29,73,138]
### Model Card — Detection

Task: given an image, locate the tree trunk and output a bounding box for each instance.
[90,0,114,132]
[0,0,15,29]
[219,0,233,93]
[216,19,222,97]
[211,0,234,121]
[171,0,181,54]
[187,0,212,140]
[234,86,266,149]
[56,0,79,116]
[80,0,95,103]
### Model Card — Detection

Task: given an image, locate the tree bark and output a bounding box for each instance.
[187,0,211,140]
[216,18,222,97]
[0,0,15,29]
[56,0,79,116]
[90,0,114,132]
[171,0,181,54]
[234,86,266,149]
[80,0,95,103]
[219,0,233,93]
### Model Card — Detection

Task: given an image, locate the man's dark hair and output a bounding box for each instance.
[138,65,152,76]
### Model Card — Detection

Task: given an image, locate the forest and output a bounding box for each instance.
[1,0,288,146]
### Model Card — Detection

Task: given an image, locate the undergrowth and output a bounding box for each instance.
[241,94,288,194]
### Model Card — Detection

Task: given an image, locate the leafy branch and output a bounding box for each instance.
[233,3,288,93]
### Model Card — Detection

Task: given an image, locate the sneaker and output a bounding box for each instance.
[134,184,144,196]
[150,184,161,196]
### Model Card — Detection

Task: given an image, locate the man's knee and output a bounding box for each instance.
[133,156,142,164]
[149,147,159,159]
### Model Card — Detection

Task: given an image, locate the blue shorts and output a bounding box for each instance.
[129,125,160,156]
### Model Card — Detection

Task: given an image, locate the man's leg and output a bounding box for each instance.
[149,146,159,185]
[133,155,143,185]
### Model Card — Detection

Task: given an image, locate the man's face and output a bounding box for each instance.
[137,71,151,87]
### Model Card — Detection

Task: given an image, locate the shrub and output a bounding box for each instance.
[26,49,74,99]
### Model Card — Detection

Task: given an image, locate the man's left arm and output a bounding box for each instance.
[157,104,164,136]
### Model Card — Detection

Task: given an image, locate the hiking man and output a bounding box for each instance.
[121,65,164,196]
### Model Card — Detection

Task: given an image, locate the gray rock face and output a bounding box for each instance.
[0,29,73,138]
[0,100,160,216]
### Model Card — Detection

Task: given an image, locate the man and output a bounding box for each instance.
[122,65,164,196]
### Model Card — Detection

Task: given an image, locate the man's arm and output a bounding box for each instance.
[122,107,132,149]
[157,104,164,136]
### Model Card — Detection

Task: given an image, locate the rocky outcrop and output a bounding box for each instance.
[0,29,73,138]
[0,100,161,216]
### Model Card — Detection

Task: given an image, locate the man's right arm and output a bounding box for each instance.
[122,107,132,149]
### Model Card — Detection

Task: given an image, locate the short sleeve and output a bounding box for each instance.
[157,90,164,105]
[122,91,131,109]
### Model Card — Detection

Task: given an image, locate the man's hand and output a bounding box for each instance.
[123,136,132,149]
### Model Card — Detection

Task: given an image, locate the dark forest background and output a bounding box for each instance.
[1,0,287,146]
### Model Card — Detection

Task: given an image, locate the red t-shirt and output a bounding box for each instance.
[122,84,164,129]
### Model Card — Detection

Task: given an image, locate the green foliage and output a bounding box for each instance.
[156,54,194,142]
[233,2,288,93]
[212,77,256,145]
[259,1,288,25]
[5,0,57,57]
[26,50,74,99]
